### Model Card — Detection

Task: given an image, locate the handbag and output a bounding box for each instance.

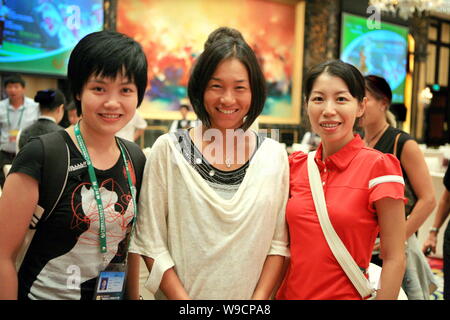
[307,151,407,300]
[403,234,438,299]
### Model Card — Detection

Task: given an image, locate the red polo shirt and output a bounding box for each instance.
[276,135,406,300]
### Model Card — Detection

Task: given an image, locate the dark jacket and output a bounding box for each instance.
[18,117,64,150]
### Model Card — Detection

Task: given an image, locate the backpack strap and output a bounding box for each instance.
[33,131,70,227]
[116,137,146,200]
[17,131,69,269]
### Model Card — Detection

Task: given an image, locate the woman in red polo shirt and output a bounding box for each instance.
[276,60,407,300]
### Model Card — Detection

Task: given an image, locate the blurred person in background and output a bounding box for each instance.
[17,88,65,150]
[360,74,437,299]
[423,165,450,300]
[65,100,81,126]
[0,74,39,187]
[116,112,147,142]
[169,104,198,132]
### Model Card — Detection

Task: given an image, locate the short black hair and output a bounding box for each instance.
[364,75,392,105]
[34,88,66,111]
[3,74,25,88]
[188,36,266,131]
[68,30,148,115]
[304,59,365,103]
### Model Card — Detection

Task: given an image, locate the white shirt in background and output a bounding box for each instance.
[116,112,147,142]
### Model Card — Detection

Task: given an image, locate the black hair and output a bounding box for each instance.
[67,30,148,115]
[179,104,190,111]
[204,27,245,50]
[3,74,25,88]
[304,59,366,103]
[188,35,266,131]
[65,100,77,111]
[34,88,66,111]
[364,75,392,105]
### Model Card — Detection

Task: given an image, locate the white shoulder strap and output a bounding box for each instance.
[307,151,375,299]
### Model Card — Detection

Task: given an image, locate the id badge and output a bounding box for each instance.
[93,263,127,300]
[8,129,18,142]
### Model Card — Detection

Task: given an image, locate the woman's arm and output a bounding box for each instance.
[422,189,450,255]
[0,173,38,299]
[159,267,190,300]
[128,138,189,299]
[375,197,406,300]
[139,255,189,300]
[126,252,190,300]
[252,147,290,300]
[251,255,285,300]
[125,252,141,300]
[400,140,436,239]
[251,146,290,300]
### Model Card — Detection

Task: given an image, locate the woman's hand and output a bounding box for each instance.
[422,233,437,256]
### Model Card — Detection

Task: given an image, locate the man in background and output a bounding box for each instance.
[0,74,39,187]
[169,104,199,132]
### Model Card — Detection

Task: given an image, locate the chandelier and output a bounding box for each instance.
[369,0,450,20]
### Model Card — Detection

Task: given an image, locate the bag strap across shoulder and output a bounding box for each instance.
[393,133,401,159]
[307,151,375,299]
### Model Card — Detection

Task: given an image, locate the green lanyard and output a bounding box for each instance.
[74,122,137,254]
[7,106,25,128]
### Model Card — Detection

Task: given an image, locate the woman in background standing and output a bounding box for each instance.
[360,75,437,299]
[18,88,65,150]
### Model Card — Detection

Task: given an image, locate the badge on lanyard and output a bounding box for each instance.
[8,129,19,142]
[7,107,25,143]
[93,263,127,300]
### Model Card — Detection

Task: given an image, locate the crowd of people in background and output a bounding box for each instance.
[0,27,448,301]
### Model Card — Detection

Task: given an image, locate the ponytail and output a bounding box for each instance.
[386,110,396,127]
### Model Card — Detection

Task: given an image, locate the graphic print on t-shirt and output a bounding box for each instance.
[27,177,134,300]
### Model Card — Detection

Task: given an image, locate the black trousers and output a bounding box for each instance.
[0,150,15,188]
[444,225,450,300]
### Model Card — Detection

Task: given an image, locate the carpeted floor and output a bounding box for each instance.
[428,257,445,300]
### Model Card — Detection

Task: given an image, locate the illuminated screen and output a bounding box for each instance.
[0,0,103,77]
[340,13,409,103]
